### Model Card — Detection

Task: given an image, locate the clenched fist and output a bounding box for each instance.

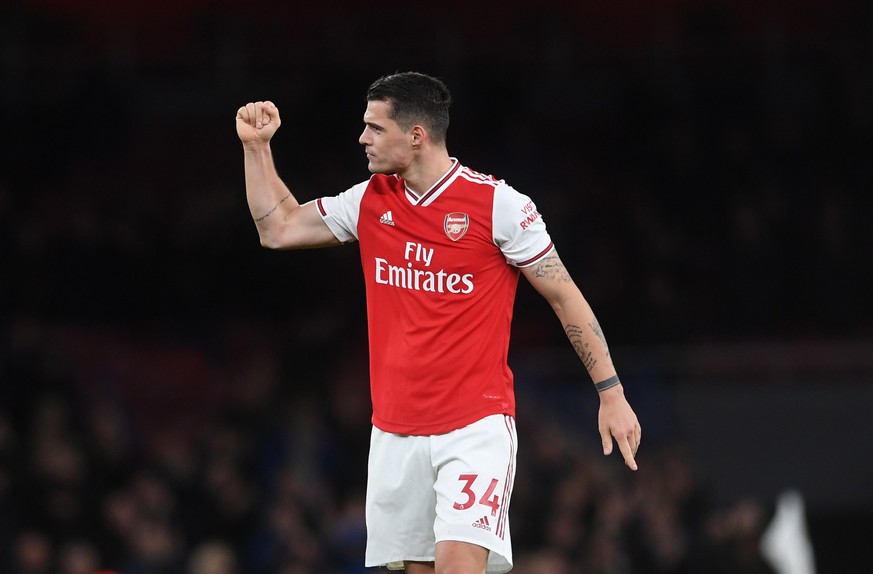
[236,101,281,144]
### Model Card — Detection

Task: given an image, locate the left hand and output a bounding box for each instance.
[598,384,641,470]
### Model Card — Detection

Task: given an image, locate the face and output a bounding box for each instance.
[359,100,414,174]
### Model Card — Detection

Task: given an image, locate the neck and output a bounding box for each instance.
[400,149,454,197]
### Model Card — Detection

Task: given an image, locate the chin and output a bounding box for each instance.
[368,163,396,175]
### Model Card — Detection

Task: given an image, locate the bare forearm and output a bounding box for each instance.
[553,293,617,384]
[524,252,617,385]
[243,142,300,244]
[236,100,339,250]
[524,251,640,468]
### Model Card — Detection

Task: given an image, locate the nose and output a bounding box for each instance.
[358,127,370,146]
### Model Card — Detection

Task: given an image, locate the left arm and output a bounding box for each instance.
[522,249,642,470]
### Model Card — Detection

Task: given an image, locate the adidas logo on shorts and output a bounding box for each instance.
[472,516,491,532]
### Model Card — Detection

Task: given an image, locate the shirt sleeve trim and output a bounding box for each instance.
[515,242,555,268]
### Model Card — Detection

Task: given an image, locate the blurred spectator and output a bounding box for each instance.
[187,541,238,574]
[11,530,53,574]
[58,540,101,574]
[701,499,776,574]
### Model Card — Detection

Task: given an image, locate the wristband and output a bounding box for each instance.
[594,375,620,393]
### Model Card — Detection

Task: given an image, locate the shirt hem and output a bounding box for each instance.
[372,406,514,436]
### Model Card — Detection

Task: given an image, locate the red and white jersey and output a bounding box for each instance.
[316,160,554,435]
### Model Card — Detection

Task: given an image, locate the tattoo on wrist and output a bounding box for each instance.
[565,323,597,372]
[594,375,620,393]
[254,192,292,222]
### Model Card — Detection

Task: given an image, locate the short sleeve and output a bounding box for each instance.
[316,180,369,243]
[493,183,555,267]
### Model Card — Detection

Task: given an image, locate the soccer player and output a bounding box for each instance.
[236,72,641,574]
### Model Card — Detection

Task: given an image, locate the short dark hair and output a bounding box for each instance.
[366,72,452,143]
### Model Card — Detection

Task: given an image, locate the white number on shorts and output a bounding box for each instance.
[452,473,501,516]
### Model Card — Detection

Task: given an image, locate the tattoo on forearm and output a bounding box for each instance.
[254,192,292,222]
[588,318,610,357]
[531,254,572,282]
[565,323,597,372]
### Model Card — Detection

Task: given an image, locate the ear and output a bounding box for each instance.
[410,124,427,147]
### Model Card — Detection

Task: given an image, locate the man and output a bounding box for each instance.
[236,72,641,574]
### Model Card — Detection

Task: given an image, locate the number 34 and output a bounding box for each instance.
[452,473,500,516]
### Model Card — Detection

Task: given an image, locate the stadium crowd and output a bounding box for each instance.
[0,318,779,574]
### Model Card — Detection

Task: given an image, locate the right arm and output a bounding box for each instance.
[236,101,340,249]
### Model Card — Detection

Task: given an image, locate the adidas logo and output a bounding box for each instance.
[472,516,491,532]
[380,211,395,226]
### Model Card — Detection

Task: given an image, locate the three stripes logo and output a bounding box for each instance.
[472,516,491,532]
[379,210,395,226]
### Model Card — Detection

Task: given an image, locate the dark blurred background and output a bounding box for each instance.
[1,0,872,573]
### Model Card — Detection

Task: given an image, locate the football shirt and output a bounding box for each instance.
[317,160,553,434]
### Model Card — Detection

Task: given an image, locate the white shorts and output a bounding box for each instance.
[364,414,517,573]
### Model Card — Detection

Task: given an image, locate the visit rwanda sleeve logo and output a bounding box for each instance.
[444,212,469,241]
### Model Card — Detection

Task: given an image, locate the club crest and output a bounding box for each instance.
[444,212,470,241]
